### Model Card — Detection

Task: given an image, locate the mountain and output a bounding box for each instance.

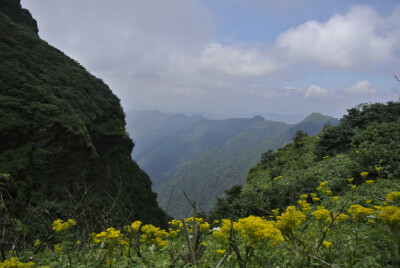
[129,110,338,219]
[0,0,166,240]
[126,110,205,160]
[210,101,400,221]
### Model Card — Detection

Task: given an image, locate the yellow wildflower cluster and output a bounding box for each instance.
[297,200,311,213]
[322,240,332,248]
[272,208,280,215]
[386,192,400,202]
[213,216,284,247]
[0,257,35,268]
[299,194,308,200]
[347,178,354,183]
[126,221,142,233]
[52,219,76,232]
[310,193,320,202]
[360,172,368,178]
[365,180,374,184]
[213,219,236,243]
[312,206,331,224]
[92,227,123,245]
[375,166,382,172]
[54,243,63,252]
[273,176,282,181]
[217,249,226,254]
[317,181,331,195]
[348,205,374,222]
[140,224,169,248]
[183,217,210,232]
[236,216,284,247]
[334,213,349,224]
[169,219,183,229]
[33,239,41,247]
[276,206,306,235]
[377,206,400,230]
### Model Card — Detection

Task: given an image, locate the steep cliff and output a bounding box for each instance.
[0,0,166,235]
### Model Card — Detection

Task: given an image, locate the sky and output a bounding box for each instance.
[21,0,400,118]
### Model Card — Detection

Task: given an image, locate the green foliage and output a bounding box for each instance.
[0,1,167,252]
[151,113,337,219]
[211,101,400,222]
[3,177,400,267]
[315,101,400,158]
[352,122,400,178]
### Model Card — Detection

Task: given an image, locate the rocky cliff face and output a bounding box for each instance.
[0,0,166,235]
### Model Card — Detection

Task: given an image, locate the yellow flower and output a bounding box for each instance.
[34,239,41,247]
[348,205,374,222]
[368,219,375,223]
[365,200,372,204]
[0,258,35,268]
[365,180,374,184]
[323,241,332,248]
[350,184,356,189]
[360,172,368,178]
[334,213,349,223]
[347,178,354,183]
[271,208,280,216]
[332,196,339,201]
[312,206,331,224]
[355,150,360,154]
[273,176,282,181]
[200,222,210,231]
[54,243,63,252]
[76,240,81,245]
[217,249,226,254]
[213,220,219,224]
[323,156,329,160]
[300,194,308,200]
[52,219,76,232]
[312,197,320,202]
[386,192,400,202]
[377,206,400,230]
[375,166,382,172]
[298,200,311,213]
[323,190,332,195]
[276,206,306,235]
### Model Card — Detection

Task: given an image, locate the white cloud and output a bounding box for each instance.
[304,85,330,98]
[20,0,400,116]
[344,80,378,95]
[275,5,400,70]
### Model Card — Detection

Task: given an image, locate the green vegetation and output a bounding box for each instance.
[0,0,166,256]
[152,113,337,219]
[2,1,400,266]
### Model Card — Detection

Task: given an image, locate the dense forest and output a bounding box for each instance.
[0,0,166,256]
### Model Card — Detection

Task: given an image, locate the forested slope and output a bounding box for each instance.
[0,0,166,247]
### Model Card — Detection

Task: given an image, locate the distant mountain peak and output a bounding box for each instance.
[251,115,266,121]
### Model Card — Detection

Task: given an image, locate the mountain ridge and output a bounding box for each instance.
[0,0,167,241]
[126,110,339,218]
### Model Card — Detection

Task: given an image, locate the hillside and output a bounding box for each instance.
[126,110,205,162]
[0,0,166,246]
[132,112,338,218]
[210,101,400,220]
